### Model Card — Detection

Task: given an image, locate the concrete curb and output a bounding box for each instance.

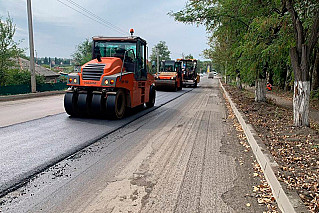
[0,90,66,102]
[220,80,308,213]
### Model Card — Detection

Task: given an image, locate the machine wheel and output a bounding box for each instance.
[178,79,183,90]
[146,86,156,108]
[106,90,126,119]
[173,82,178,92]
[77,93,90,116]
[90,93,106,117]
[64,92,78,117]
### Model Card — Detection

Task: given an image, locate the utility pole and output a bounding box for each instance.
[156,48,159,74]
[27,0,36,93]
[35,50,38,64]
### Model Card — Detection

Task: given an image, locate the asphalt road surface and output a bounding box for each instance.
[0,78,270,213]
[0,95,65,127]
[0,88,193,195]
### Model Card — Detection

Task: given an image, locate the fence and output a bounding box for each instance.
[0,82,67,96]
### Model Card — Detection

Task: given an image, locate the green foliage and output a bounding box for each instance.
[4,69,45,86]
[311,89,319,100]
[197,60,213,73]
[184,54,194,59]
[150,41,171,67]
[171,0,319,91]
[72,38,92,66]
[0,14,23,86]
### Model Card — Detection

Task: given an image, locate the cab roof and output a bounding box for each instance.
[176,58,197,62]
[92,36,147,44]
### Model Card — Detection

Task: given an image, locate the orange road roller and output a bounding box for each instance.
[64,30,156,119]
[155,60,183,91]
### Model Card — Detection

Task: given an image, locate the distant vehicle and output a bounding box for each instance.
[208,72,214,79]
[155,60,183,91]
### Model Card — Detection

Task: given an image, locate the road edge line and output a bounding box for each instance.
[219,80,308,213]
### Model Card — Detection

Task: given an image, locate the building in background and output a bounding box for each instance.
[17,58,60,83]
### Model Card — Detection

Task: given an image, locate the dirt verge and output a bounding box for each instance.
[224,84,319,212]
[221,92,280,212]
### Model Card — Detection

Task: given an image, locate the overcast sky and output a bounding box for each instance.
[0,0,209,60]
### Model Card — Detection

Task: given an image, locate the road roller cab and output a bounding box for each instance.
[154,60,182,91]
[64,31,156,119]
[177,58,199,88]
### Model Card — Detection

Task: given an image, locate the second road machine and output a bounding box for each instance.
[64,30,156,119]
[177,58,199,88]
[155,60,183,91]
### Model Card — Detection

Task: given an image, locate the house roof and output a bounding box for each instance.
[16,58,60,77]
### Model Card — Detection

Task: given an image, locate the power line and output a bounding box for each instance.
[56,0,127,35]
[57,0,126,35]
[63,0,127,35]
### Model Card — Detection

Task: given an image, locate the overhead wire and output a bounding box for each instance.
[56,0,127,35]
[63,0,127,35]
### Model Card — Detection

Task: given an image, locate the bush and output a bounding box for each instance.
[4,69,45,86]
[311,90,319,100]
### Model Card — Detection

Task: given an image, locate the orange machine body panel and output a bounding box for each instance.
[156,72,182,88]
[67,57,154,108]
[77,57,122,88]
[154,60,183,90]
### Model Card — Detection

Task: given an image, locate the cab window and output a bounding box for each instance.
[136,41,147,80]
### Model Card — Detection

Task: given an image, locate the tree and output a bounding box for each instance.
[150,41,171,67]
[282,0,319,126]
[171,0,319,126]
[5,69,45,86]
[0,14,22,85]
[197,60,212,73]
[171,0,269,95]
[184,54,194,59]
[72,38,92,66]
[44,57,49,65]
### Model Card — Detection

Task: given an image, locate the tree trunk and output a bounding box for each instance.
[293,81,310,126]
[236,76,242,89]
[284,66,291,91]
[312,52,319,90]
[290,46,311,126]
[255,79,266,102]
[285,1,319,126]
